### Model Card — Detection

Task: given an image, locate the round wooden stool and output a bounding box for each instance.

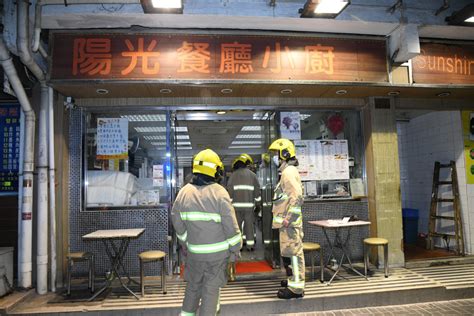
[139,250,167,296]
[363,237,389,278]
[303,242,324,282]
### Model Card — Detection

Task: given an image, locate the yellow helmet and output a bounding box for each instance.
[261,153,270,164]
[232,153,253,169]
[268,138,296,160]
[193,149,223,178]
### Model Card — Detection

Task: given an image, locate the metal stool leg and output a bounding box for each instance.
[162,258,167,294]
[91,255,95,293]
[310,251,315,281]
[384,243,389,278]
[67,258,72,296]
[140,259,145,297]
[319,247,324,283]
[364,243,368,277]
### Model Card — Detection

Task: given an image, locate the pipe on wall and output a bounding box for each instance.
[17,0,50,294]
[48,87,57,292]
[0,37,36,290]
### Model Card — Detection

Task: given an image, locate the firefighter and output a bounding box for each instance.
[171,149,242,315]
[269,138,305,299]
[227,153,261,251]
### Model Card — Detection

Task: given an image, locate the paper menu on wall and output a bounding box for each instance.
[295,139,349,181]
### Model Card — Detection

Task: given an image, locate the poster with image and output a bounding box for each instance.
[280,112,301,140]
[96,118,128,159]
[462,111,474,184]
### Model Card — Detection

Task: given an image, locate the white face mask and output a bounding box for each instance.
[272,155,280,167]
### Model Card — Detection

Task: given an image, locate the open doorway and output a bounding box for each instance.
[172,110,278,274]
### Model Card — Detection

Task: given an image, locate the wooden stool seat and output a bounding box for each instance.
[364,237,388,245]
[66,252,94,295]
[139,250,167,296]
[363,237,389,278]
[302,242,324,282]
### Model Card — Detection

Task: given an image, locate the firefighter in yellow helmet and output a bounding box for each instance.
[171,149,242,315]
[269,138,305,299]
[227,153,261,252]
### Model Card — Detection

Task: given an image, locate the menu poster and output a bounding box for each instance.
[153,164,164,187]
[96,118,128,160]
[295,139,349,181]
[0,104,20,193]
[280,112,301,140]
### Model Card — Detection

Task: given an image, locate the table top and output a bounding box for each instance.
[308,220,371,228]
[82,228,145,240]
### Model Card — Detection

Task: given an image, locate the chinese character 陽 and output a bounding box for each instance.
[73,38,112,76]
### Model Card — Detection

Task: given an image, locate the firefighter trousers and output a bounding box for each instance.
[236,210,255,248]
[181,257,228,316]
[280,226,305,294]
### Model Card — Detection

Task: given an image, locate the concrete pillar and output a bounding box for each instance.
[363,97,405,267]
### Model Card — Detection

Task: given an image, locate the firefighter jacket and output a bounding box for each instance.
[171,182,242,262]
[271,161,303,229]
[227,168,261,212]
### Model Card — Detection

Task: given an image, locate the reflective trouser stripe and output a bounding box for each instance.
[233,202,255,208]
[180,311,195,316]
[234,185,255,190]
[264,240,271,244]
[180,212,221,222]
[288,256,305,289]
[246,240,255,246]
[289,206,301,214]
[187,233,241,254]
[216,288,221,313]
[177,230,187,242]
[255,196,261,202]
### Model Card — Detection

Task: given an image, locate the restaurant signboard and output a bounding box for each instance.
[51,33,388,83]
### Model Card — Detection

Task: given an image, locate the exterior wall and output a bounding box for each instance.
[397,111,472,255]
[364,98,405,266]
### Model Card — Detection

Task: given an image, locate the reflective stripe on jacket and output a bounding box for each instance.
[227,168,261,212]
[171,183,242,261]
[271,162,303,229]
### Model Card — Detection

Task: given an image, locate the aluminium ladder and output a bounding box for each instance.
[428,161,464,256]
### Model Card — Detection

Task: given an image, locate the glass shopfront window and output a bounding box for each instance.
[278,110,365,199]
[83,110,172,210]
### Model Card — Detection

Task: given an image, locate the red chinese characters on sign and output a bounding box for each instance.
[220,42,254,74]
[305,44,335,75]
[73,38,112,75]
[121,38,161,75]
[177,42,211,74]
[262,42,296,73]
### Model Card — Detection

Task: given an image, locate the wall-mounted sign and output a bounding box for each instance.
[0,104,20,193]
[96,118,128,159]
[51,33,388,83]
[280,112,301,140]
[412,43,474,85]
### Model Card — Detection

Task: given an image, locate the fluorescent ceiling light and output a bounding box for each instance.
[121,114,166,122]
[314,0,349,14]
[151,142,166,146]
[300,114,311,120]
[231,141,263,145]
[144,135,166,140]
[229,145,261,149]
[135,126,166,133]
[176,134,190,139]
[236,134,264,139]
[241,126,263,131]
[151,0,181,9]
[178,147,193,150]
[466,16,474,23]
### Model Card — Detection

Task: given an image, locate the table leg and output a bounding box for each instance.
[322,228,347,285]
[338,227,368,280]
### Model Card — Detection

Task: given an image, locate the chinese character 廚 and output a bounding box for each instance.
[305,44,335,75]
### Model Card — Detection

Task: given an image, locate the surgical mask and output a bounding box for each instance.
[272,155,280,167]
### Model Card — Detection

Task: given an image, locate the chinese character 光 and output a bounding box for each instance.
[220,42,253,74]
[73,38,112,76]
[177,42,210,74]
[305,44,335,75]
[262,42,295,74]
[121,38,161,75]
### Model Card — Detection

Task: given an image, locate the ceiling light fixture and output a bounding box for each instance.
[335,89,347,95]
[446,4,474,26]
[387,91,400,96]
[96,88,109,95]
[141,0,183,14]
[300,0,350,18]
[280,89,293,94]
[217,111,226,115]
[436,92,451,97]
[159,88,172,94]
[220,88,233,94]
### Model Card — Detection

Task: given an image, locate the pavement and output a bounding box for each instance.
[278,298,474,316]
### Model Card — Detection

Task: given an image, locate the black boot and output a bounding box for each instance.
[277,287,304,299]
[280,280,288,287]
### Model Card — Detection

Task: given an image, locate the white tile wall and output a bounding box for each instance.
[397,111,472,254]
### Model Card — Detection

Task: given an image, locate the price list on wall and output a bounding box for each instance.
[0,104,21,193]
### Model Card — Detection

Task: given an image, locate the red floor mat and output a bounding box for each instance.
[236,261,273,274]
